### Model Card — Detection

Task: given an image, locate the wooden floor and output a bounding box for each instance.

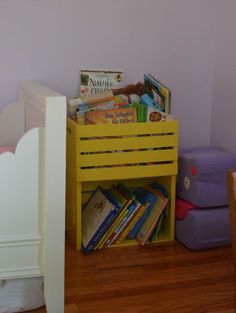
[31,238,235,313]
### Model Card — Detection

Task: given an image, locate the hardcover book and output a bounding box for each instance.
[104,199,142,247]
[80,69,123,96]
[146,107,176,123]
[85,107,137,125]
[127,187,157,239]
[136,185,169,245]
[144,73,171,113]
[115,202,148,245]
[82,187,120,252]
[95,201,131,250]
[95,185,132,249]
[149,211,165,242]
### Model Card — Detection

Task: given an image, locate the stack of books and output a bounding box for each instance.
[67,72,176,124]
[82,182,170,253]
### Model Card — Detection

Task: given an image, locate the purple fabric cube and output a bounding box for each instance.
[177,147,236,207]
[175,207,232,250]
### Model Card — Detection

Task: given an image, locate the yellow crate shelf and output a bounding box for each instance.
[66,118,179,250]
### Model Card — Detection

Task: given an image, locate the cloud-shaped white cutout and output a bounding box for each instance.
[0,127,42,238]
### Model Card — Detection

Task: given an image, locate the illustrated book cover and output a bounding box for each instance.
[80,69,123,96]
[104,199,142,247]
[146,107,176,122]
[115,202,148,245]
[82,187,120,252]
[127,187,157,239]
[85,107,137,124]
[95,185,132,249]
[144,73,171,113]
[136,185,169,245]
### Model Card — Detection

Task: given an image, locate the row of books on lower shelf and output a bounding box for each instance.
[82,181,170,253]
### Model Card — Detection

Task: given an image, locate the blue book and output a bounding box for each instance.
[127,187,157,239]
[140,93,163,111]
[82,187,122,253]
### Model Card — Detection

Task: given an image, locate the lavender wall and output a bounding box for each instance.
[0,0,218,147]
[211,0,236,152]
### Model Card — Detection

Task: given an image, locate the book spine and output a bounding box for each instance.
[136,214,160,246]
[136,199,168,245]
[104,201,139,247]
[153,213,164,241]
[95,200,132,250]
[95,211,126,250]
[127,194,156,239]
[83,207,119,252]
[115,203,148,245]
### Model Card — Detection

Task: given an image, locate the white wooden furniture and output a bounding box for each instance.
[0,81,66,313]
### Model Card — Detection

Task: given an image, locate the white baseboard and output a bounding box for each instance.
[0,235,43,279]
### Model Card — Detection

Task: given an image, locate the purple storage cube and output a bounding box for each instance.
[177,147,236,207]
[175,207,232,250]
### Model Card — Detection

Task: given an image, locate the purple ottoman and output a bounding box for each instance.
[175,207,232,250]
[177,147,236,207]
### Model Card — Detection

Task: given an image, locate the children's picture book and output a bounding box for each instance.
[114,202,148,245]
[82,187,120,252]
[144,73,171,113]
[95,183,137,249]
[136,185,169,245]
[80,69,124,96]
[95,199,131,250]
[127,187,157,239]
[104,199,142,247]
[85,107,137,124]
[146,107,176,123]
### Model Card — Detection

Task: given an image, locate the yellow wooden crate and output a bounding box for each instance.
[66,118,179,250]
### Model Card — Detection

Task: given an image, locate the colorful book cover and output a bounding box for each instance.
[80,69,123,96]
[136,185,169,245]
[146,107,176,123]
[104,199,142,247]
[82,187,117,252]
[129,102,147,122]
[115,202,149,245]
[95,196,133,250]
[127,187,157,239]
[144,73,171,113]
[94,185,131,249]
[85,107,137,125]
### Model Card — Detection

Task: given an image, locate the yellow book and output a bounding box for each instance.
[114,203,148,245]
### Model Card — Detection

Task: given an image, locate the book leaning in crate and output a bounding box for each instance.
[82,181,170,253]
[67,73,176,125]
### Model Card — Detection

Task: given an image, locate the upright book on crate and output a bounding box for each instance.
[136,185,169,245]
[95,185,133,250]
[104,199,142,247]
[114,201,148,245]
[82,186,121,252]
[80,69,124,96]
[85,107,137,124]
[127,187,158,239]
[144,73,171,113]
